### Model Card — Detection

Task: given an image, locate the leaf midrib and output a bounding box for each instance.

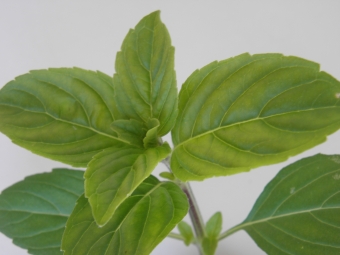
[174,106,340,149]
[225,206,340,238]
[0,102,133,146]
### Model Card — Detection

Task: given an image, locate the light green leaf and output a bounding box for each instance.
[171,53,340,181]
[202,237,218,255]
[62,177,189,255]
[0,168,84,255]
[84,143,171,226]
[0,68,130,167]
[111,119,146,147]
[114,11,178,136]
[143,118,160,148]
[201,212,222,255]
[177,221,194,246]
[205,212,222,238]
[159,172,175,181]
[225,154,340,255]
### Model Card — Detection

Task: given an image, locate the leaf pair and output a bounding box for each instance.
[0,11,178,222]
[0,169,188,255]
[0,10,187,255]
[84,142,171,226]
[63,176,188,255]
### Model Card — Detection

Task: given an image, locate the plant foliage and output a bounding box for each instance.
[0,10,340,255]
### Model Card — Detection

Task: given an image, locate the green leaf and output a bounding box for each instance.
[62,177,189,255]
[227,154,340,255]
[202,237,218,255]
[0,168,84,255]
[177,221,194,246]
[0,68,130,167]
[84,143,171,226]
[143,118,161,148]
[114,11,178,136]
[205,212,222,238]
[159,172,175,181]
[171,53,340,181]
[201,212,222,255]
[111,119,146,147]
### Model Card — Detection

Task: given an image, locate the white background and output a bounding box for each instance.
[1,1,340,254]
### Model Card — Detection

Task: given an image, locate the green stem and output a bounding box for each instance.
[168,232,186,241]
[218,224,243,241]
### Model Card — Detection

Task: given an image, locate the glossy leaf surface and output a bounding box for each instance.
[114,11,178,136]
[229,154,340,254]
[0,68,128,167]
[172,53,340,181]
[0,169,84,255]
[62,177,189,255]
[84,143,171,226]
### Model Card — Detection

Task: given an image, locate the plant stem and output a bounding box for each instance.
[218,223,243,241]
[168,232,187,241]
[162,158,206,255]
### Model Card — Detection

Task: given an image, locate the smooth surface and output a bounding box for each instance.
[236,154,340,254]
[1,1,340,254]
[0,169,84,254]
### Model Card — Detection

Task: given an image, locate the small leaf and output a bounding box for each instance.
[62,177,189,255]
[171,53,340,181]
[229,154,340,255]
[114,11,178,136]
[205,212,222,238]
[177,221,194,246]
[143,118,161,148]
[0,68,130,167]
[111,119,146,147]
[85,143,171,226]
[0,168,84,255]
[202,237,218,255]
[159,172,175,181]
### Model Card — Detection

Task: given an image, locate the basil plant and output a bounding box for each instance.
[1,11,340,255]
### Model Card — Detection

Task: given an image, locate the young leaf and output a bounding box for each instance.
[0,169,84,255]
[0,68,130,167]
[205,212,222,238]
[62,177,189,255]
[226,154,340,255]
[202,237,218,255]
[159,172,176,181]
[171,53,340,181]
[114,11,178,136]
[143,118,161,148]
[201,212,222,255]
[84,143,171,226]
[177,221,194,246]
[111,119,146,147]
